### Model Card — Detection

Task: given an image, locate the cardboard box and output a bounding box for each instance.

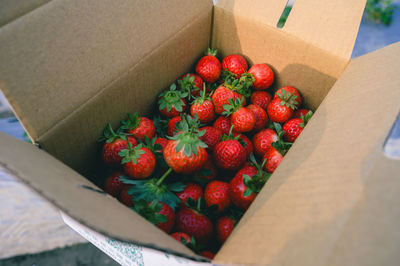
[1,0,400,264]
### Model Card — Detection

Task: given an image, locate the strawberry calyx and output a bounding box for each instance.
[119,143,145,164]
[168,114,208,157]
[224,73,254,98]
[243,154,271,197]
[120,112,141,132]
[221,126,246,147]
[222,97,244,116]
[180,236,204,253]
[205,48,218,57]
[133,199,168,225]
[185,197,218,218]
[276,88,298,110]
[271,122,292,155]
[119,169,185,210]
[152,115,168,137]
[192,83,210,106]
[141,136,168,170]
[298,110,314,128]
[98,123,128,143]
[158,84,188,112]
[221,69,237,84]
[178,74,201,100]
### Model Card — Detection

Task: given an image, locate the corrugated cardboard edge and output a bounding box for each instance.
[214,42,400,265]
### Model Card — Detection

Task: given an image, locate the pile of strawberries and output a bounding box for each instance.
[99,48,313,259]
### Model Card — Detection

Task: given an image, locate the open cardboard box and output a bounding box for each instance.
[1,0,400,264]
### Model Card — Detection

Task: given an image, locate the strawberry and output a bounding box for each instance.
[119,144,156,179]
[247,104,268,132]
[196,157,218,181]
[222,54,248,79]
[198,251,215,259]
[262,147,283,173]
[250,91,272,111]
[223,98,255,133]
[283,110,313,142]
[176,183,204,207]
[267,97,295,123]
[211,85,246,114]
[293,108,311,119]
[178,73,204,98]
[119,185,135,207]
[154,137,169,151]
[120,113,156,142]
[214,136,246,171]
[103,171,125,197]
[252,128,278,157]
[195,48,222,83]
[274,86,302,108]
[248,64,274,90]
[190,84,216,124]
[216,216,235,244]
[229,154,270,210]
[233,133,253,160]
[213,116,231,135]
[134,200,175,233]
[99,123,138,168]
[163,115,208,174]
[167,116,181,136]
[170,232,191,243]
[204,180,231,213]
[158,84,188,118]
[176,206,213,244]
[198,126,222,151]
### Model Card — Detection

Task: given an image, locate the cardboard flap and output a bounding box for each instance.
[0,132,202,260]
[216,0,366,60]
[215,43,400,265]
[0,0,212,141]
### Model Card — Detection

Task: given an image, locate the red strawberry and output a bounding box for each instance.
[293,108,311,119]
[158,84,188,118]
[274,86,302,108]
[212,85,246,115]
[229,166,258,210]
[198,251,215,259]
[190,85,216,124]
[263,147,283,173]
[155,202,175,233]
[163,115,208,174]
[170,232,192,243]
[176,207,213,244]
[247,104,268,132]
[120,144,156,179]
[178,73,204,98]
[216,216,235,244]
[154,137,169,151]
[120,113,156,142]
[195,48,222,83]
[167,116,181,136]
[100,123,138,168]
[176,183,204,207]
[252,128,278,157]
[103,171,124,197]
[267,97,294,123]
[204,180,231,213]
[214,139,246,171]
[196,157,218,181]
[248,64,274,90]
[250,91,272,111]
[283,110,312,142]
[119,185,135,207]
[222,54,248,79]
[199,126,222,151]
[223,98,256,133]
[233,133,253,160]
[213,116,231,135]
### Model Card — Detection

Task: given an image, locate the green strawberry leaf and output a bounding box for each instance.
[167,182,186,192]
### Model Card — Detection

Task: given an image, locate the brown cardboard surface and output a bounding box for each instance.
[0,0,50,27]
[0,0,212,141]
[0,131,202,260]
[214,42,400,265]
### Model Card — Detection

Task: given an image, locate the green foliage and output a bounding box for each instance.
[366,0,397,26]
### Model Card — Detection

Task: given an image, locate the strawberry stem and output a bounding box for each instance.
[156,168,173,186]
